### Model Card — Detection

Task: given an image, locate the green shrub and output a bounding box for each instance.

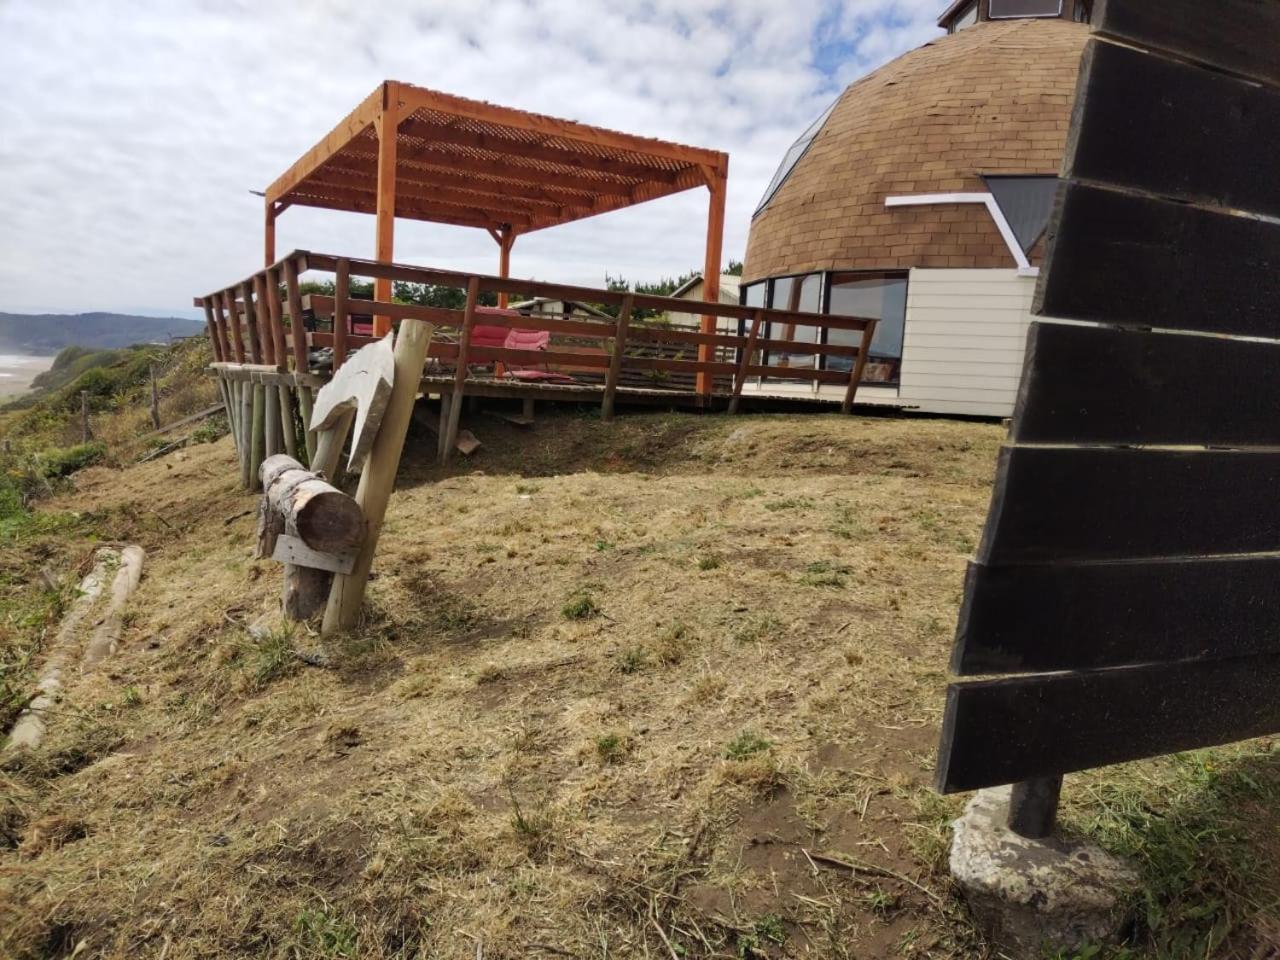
[40,442,105,478]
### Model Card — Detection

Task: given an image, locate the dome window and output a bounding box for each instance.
[989,0,1063,17]
[753,98,838,218]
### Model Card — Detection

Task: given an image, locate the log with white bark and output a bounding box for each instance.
[258,454,364,555]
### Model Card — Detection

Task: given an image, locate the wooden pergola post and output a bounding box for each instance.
[497,226,516,308]
[697,165,728,396]
[373,82,401,336]
[264,202,277,267]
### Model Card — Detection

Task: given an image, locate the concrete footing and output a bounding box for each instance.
[950,786,1139,958]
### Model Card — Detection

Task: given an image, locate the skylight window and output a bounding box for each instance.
[753,97,839,218]
[989,0,1064,18]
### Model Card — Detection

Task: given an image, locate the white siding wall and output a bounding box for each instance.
[896,268,1035,417]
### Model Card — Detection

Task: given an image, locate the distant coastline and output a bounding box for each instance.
[0,354,57,398]
[0,311,202,356]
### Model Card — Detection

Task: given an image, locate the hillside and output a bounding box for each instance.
[1,409,1279,958]
[0,311,203,355]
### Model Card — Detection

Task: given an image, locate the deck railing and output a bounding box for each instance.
[196,249,878,415]
[194,250,880,485]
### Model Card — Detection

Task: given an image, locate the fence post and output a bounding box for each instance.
[842,319,877,415]
[442,277,481,465]
[149,364,161,430]
[81,391,91,443]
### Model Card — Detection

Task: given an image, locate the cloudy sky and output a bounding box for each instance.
[0,0,941,318]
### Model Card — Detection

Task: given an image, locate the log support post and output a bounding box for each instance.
[323,318,434,635]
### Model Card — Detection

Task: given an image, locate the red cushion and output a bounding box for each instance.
[470,324,510,349]
[503,328,550,351]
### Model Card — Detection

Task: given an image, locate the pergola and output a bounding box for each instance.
[263,81,729,389]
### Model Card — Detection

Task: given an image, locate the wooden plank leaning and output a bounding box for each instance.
[728,310,764,415]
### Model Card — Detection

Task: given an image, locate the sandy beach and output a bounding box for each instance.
[0,354,56,398]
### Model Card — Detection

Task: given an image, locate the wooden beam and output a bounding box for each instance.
[285,193,504,231]
[217,291,244,363]
[239,282,262,363]
[201,297,224,363]
[601,294,633,421]
[399,117,682,183]
[318,153,597,205]
[696,172,727,395]
[253,273,277,367]
[298,179,536,226]
[374,85,400,337]
[396,83,726,170]
[308,170,560,213]
[265,84,383,204]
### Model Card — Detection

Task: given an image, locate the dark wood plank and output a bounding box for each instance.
[1094,0,1280,89]
[977,446,1280,565]
[1010,321,1280,446]
[937,653,1280,793]
[954,556,1280,675]
[1034,182,1280,338]
[1067,38,1280,218]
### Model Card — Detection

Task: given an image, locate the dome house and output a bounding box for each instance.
[741,0,1092,416]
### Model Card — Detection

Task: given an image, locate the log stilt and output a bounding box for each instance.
[313,408,355,481]
[250,384,266,490]
[297,386,317,466]
[264,381,282,458]
[278,384,298,459]
[239,380,254,488]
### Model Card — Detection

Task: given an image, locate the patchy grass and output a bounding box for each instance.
[4,409,1275,958]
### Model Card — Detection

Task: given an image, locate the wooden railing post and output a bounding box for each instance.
[284,257,317,465]
[601,294,633,421]
[219,291,245,363]
[149,364,161,430]
[728,310,765,415]
[842,320,877,415]
[266,266,298,459]
[442,277,481,464]
[334,258,350,370]
[201,297,224,363]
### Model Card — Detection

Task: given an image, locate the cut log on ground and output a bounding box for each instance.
[83,545,146,669]
[323,318,434,636]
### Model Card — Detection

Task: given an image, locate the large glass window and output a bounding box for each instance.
[765,274,822,378]
[827,273,908,385]
[989,0,1063,17]
[753,99,838,218]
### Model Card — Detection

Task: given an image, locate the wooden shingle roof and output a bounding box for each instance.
[743,19,1088,280]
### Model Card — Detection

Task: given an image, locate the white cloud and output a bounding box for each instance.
[0,0,940,316]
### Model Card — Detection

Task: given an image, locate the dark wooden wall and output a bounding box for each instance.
[936,0,1280,794]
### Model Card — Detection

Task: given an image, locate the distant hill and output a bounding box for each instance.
[0,312,203,355]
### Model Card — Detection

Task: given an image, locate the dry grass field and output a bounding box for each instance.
[2,407,1279,959]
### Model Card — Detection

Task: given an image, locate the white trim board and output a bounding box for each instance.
[884,192,1040,276]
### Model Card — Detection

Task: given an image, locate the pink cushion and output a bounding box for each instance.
[503,328,550,352]
[470,324,509,349]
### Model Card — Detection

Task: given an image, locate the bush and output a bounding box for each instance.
[39,442,105,478]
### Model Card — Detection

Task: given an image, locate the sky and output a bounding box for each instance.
[0,0,942,318]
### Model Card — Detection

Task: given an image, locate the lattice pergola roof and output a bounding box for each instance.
[264,81,728,234]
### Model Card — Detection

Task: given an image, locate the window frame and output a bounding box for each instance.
[825,270,910,386]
